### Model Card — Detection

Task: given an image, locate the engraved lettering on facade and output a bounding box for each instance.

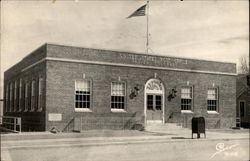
[119,53,188,68]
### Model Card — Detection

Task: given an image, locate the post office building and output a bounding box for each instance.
[3,43,237,131]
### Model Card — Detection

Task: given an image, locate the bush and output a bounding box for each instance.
[131,123,144,131]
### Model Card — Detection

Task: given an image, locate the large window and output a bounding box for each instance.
[24,82,29,111]
[10,83,13,112]
[5,84,9,112]
[38,78,44,111]
[14,81,17,112]
[75,80,91,109]
[181,87,192,111]
[111,82,125,110]
[207,88,218,112]
[18,79,22,111]
[31,80,36,111]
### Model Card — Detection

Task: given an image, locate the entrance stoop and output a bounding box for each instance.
[145,123,183,132]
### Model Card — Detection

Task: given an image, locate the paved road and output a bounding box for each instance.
[1,129,249,161]
[1,137,249,161]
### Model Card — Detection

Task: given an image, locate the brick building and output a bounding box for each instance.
[236,74,250,128]
[3,43,237,131]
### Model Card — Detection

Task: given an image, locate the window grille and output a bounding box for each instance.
[111,82,125,109]
[75,80,91,109]
[181,87,192,111]
[207,88,218,111]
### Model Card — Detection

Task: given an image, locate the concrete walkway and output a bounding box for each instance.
[1,128,249,150]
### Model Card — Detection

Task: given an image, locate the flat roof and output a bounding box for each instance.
[4,42,237,80]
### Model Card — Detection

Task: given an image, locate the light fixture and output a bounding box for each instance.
[168,86,177,101]
[129,84,141,99]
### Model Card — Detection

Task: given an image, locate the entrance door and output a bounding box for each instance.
[144,78,165,124]
[146,94,162,121]
[239,101,245,126]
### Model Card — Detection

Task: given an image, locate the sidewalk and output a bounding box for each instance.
[1,129,164,141]
[1,128,249,150]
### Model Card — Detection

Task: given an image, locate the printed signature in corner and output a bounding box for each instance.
[210,142,239,159]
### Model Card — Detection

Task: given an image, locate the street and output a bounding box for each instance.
[1,131,249,161]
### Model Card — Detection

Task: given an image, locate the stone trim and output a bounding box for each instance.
[22,57,237,76]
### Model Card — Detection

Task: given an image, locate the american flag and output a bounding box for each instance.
[127,4,147,18]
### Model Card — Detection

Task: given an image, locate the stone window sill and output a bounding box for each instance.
[207,111,219,114]
[75,108,92,112]
[111,109,126,113]
[181,110,193,114]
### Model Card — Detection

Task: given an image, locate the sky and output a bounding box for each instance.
[0,0,249,98]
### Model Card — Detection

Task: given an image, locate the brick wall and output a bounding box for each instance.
[45,60,236,131]
[73,113,136,131]
[4,62,46,131]
[237,92,250,128]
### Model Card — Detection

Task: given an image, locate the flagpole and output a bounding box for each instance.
[146,0,149,54]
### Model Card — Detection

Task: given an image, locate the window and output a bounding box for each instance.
[75,80,91,109]
[240,101,245,117]
[155,95,162,110]
[18,79,22,111]
[14,81,17,112]
[147,95,153,110]
[111,82,125,110]
[10,83,13,112]
[5,84,9,112]
[31,80,36,111]
[38,78,44,111]
[207,88,218,112]
[24,82,29,111]
[147,95,162,111]
[181,87,192,111]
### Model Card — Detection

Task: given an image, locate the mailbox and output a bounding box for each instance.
[192,117,206,139]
